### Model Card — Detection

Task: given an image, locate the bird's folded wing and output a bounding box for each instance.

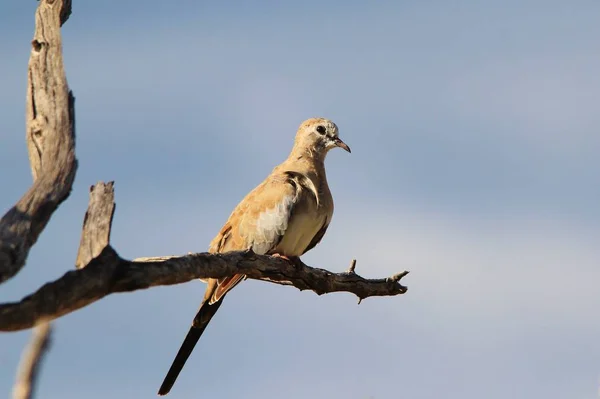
[207,172,301,303]
[302,219,329,255]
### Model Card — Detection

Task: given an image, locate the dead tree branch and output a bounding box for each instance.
[0,243,408,332]
[0,0,77,284]
[75,182,116,268]
[12,322,53,399]
[10,170,116,399]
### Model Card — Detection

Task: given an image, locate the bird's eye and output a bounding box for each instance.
[316,125,326,134]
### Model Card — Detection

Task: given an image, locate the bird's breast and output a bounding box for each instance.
[274,190,331,257]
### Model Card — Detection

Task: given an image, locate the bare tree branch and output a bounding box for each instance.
[10,179,115,398]
[12,322,53,399]
[0,0,77,284]
[0,246,408,332]
[75,182,116,268]
[7,3,76,399]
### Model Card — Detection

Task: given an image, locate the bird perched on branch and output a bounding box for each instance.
[158,117,351,395]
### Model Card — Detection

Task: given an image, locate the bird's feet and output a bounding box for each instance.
[271,254,307,270]
[271,253,290,261]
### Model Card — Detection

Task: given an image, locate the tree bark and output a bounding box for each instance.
[0,240,408,332]
[75,182,116,268]
[0,0,77,284]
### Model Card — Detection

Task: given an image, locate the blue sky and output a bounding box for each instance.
[1,1,600,398]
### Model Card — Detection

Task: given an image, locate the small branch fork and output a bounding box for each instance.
[344,259,408,304]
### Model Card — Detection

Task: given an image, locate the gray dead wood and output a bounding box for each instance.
[12,323,53,399]
[8,3,75,399]
[10,165,114,399]
[75,182,116,268]
[0,0,77,284]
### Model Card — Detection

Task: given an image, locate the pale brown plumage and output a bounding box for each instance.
[158,118,350,395]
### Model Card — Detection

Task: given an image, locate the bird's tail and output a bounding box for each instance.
[157,299,224,396]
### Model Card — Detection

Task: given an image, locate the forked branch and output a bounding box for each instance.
[0,242,408,332]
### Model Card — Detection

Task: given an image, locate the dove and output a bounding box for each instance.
[158,117,350,395]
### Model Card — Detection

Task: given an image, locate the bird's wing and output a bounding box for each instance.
[302,218,330,255]
[207,171,302,303]
[209,171,302,254]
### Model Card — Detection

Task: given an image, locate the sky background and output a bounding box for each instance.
[1,1,600,398]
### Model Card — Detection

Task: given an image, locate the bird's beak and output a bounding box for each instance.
[334,137,351,153]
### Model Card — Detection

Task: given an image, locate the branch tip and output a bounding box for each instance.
[389,271,409,282]
[346,259,357,274]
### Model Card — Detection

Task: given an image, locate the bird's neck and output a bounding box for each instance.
[283,147,328,186]
[288,144,328,163]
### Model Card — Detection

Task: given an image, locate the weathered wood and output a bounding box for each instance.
[75,182,116,268]
[0,0,77,284]
[12,323,52,399]
[0,247,408,332]
[11,182,113,397]
[8,2,75,398]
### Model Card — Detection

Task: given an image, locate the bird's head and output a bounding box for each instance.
[294,118,351,157]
